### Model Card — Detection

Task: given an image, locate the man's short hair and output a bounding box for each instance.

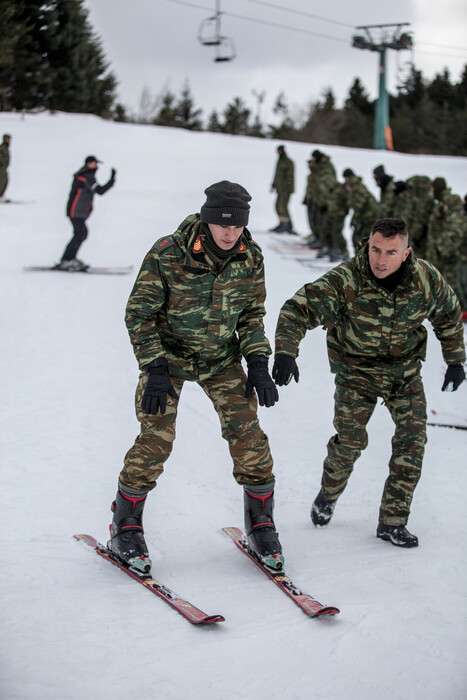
[370,217,408,239]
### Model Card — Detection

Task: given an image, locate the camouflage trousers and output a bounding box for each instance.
[119,362,274,492]
[321,371,427,526]
[275,191,291,219]
[0,170,8,197]
[321,214,348,251]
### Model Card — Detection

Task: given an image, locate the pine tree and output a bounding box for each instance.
[268,92,297,140]
[221,96,250,134]
[1,0,116,114]
[206,109,222,132]
[153,87,178,127]
[45,0,117,114]
[175,81,203,130]
[339,78,373,148]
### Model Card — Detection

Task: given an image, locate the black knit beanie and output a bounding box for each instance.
[343,168,354,178]
[373,164,385,178]
[312,149,322,161]
[200,180,251,227]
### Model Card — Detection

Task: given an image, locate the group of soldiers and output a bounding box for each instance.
[270,145,467,312]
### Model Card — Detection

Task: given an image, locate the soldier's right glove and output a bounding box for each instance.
[142,358,179,415]
[245,355,279,408]
[441,364,465,392]
[272,354,300,386]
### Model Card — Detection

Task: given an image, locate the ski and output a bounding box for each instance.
[222,527,340,618]
[74,534,225,625]
[0,198,35,204]
[427,422,467,431]
[24,265,133,276]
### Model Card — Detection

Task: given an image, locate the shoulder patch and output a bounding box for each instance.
[154,235,175,253]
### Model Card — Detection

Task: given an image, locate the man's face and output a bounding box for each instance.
[368,231,411,279]
[87,160,98,170]
[208,224,244,250]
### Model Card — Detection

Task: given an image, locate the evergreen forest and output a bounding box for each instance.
[1,0,466,156]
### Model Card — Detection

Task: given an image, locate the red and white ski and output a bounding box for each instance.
[74,534,225,625]
[222,527,340,618]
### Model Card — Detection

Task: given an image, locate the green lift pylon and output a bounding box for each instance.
[352,23,412,151]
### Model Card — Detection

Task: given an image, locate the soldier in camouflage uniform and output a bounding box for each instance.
[343,168,379,250]
[303,158,320,244]
[0,133,11,201]
[405,175,433,258]
[270,145,295,233]
[457,211,467,313]
[317,180,350,261]
[305,150,337,248]
[108,181,284,573]
[373,164,394,218]
[273,218,465,548]
[426,192,465,301]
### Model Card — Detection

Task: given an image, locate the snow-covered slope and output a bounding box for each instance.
[1,112,466,700]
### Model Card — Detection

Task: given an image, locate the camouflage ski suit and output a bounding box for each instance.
[120,215,275,492]
[275,242,465,525]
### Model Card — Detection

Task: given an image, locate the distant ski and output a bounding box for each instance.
[24,265,133,276]
[222,527,340,618]
[0,198,35,204]
[428,409,467,431]
[427,422,467,431]
[74,534,225,625]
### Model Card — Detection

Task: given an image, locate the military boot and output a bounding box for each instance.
[244,486,284,570]
[107,486,152,573]
[376,523,419,548]
[311,488,337,526]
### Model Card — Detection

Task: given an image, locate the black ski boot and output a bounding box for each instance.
[311,489,337,526]
[107,487,152,573]
[244,486,284,570]
[376,523,419,548]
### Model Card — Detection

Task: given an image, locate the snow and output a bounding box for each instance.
[1,111,466,700]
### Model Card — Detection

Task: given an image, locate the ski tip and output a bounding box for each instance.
[200,614,226,624]
[315,606,340,617]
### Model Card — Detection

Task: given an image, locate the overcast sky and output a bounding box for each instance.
[84,0,467,124]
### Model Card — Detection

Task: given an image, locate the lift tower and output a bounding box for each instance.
[352,23,412,150]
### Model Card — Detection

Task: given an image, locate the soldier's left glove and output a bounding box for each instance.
[245,355,279,408]
[272,354,299,386]
[441,364,465,392]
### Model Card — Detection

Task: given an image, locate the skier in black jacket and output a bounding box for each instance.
[56,155,116,271]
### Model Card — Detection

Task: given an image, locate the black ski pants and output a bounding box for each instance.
[61,218,88,261]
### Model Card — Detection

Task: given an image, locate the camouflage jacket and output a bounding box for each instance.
[426,193,465,266]
[0,142,9,171]
[125,215,272,380]
[307,155,337,206]
[345,175,379,225]
[327,182,349,217]
[275,241,465,377]
[272,153,294,194]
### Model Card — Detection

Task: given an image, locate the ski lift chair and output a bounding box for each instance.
[214,36,236,62]
[198,16,222,46]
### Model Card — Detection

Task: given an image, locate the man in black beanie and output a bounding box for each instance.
[107,180,284,575]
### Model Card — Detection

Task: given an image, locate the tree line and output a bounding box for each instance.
[1,0,466,156]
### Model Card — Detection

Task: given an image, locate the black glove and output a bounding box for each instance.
[441,364,465,392]
[110,168,116,179]
[272,354,300,386]
[245,355,279,408]
[142,358,179,415]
